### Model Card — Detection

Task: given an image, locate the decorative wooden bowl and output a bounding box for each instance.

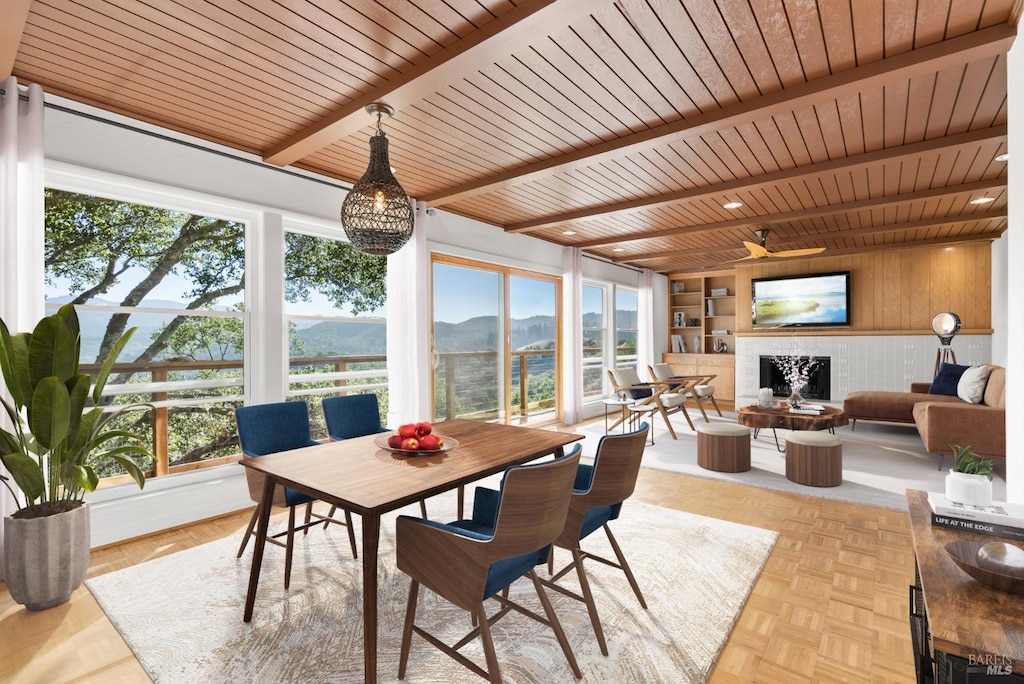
[945,541,1024,594]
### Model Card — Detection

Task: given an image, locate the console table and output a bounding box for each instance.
[906,490,1024,682]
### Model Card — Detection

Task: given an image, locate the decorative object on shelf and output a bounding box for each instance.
[945,444,994,506]
[931,311,961,375]
[710,287,728,297]
[688,318,700,327]
[713,339,728,353]
[0,304,151,611]
[692,335,701,353]
[340,103,414,256]
[672,281,686,294]
[757,387,774,408]
[673,312,685,327]
[769,344,819,408]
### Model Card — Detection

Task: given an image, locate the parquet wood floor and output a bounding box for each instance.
[0,463,917,683]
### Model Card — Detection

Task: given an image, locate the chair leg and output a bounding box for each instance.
[676,404,695,433]
[419,499,428,518]
[657,404,678,439]
[343,509,358,559]
[604,525,646,609]
[398,579,419,680]
[572,547,608,656]
[529,570,582,678]
[325,505,337,529]
[937,454,945,471]
[236,505,260,558]
[303,501,313,536]
[709,394,723,417]
[285,505,297,590]
[547,546,555,575]
[477,603,502,684]
[693,397,710,422]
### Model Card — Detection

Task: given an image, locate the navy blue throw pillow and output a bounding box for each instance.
[629,383,653,400]
[929,363,970,395]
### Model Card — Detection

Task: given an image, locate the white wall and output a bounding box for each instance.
[1006,20,1023,503]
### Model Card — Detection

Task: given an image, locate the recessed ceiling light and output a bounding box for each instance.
[562,229,577,235]
[995,153,1009,162]
[722,201,743,210]
[969,197,996,205]
[612,247,625,252]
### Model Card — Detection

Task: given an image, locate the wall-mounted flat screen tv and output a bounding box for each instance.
[751,271,851,327]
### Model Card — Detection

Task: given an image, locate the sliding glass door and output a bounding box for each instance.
[431,256,560,424]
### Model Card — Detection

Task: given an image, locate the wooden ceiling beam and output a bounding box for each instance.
[261,0,603,166]
[615,210,1007,262]
[422,23,1016,207]
[0,0,32,79]
[504,126,1006,233]
[572,179,1007,249]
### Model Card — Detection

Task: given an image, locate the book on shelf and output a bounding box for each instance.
[671,334,686,353]
[706,299,715,316]
[931,513,1024,542]
[710,329,730,335]
[927,491,1024,527]
[710,287,728,297]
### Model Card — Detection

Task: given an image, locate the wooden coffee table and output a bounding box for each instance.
[737,404,849,452]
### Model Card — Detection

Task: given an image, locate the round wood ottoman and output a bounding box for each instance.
[785,431,843,487]
[696,423,751,472]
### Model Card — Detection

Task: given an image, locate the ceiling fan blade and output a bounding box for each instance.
[770,247,827,258]
[742,241,771,258]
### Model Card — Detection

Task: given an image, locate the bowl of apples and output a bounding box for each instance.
[375,421,458,455]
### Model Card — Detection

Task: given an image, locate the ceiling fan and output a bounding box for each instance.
[736,228,826,261]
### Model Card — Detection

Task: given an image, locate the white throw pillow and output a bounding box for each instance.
[957,364,992,404]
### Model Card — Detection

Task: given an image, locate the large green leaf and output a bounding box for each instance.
[107,452,148,490]
[92,327,136,404]
[64,374,91,448]
[67,407,102,456]
[0,452,44,502]
[28,310,78,388]
[28,377,72,450]
[0,324,32,409]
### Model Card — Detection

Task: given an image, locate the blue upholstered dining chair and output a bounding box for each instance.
[396,447,584,683]
[322,394,389,440]
[541,422,650,656]
[234,401,357,589]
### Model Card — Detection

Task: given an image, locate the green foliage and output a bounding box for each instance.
[0,305,152,515]
[951,444,994,480]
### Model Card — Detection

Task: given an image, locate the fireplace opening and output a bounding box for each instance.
[759,356,831,401]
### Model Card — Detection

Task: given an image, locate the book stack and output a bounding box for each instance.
[928,491,1024,541]
[789,403,825,415]
[710,287,728,297]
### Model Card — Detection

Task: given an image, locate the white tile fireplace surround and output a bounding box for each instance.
[735,335,992,407]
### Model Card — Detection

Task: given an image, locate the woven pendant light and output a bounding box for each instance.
[340,104,414,255]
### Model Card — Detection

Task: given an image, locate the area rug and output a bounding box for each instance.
[581,411,1009,510]
[86,496,777,683]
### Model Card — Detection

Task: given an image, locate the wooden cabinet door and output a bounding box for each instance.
[698,355,735,401]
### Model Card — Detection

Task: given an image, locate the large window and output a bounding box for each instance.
[582,284,605,398]
[615,288,639,368]
[44,188,247,479]
[284,227,388,439]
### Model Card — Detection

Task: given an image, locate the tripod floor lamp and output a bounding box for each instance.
[931,311,961,375]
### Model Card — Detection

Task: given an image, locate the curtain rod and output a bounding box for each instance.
[582,253,643,274]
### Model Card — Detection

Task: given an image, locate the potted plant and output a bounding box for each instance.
[0,304,150,610]
[944,444,995,506]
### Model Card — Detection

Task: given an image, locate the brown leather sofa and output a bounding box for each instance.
[842,365,1006,461]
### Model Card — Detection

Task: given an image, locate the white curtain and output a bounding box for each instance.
[560,247,583,425]
[386,200,432,426]
[637,267,655,379]
[0,77,46,580]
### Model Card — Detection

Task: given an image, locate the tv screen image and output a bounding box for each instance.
[751,272,850,327]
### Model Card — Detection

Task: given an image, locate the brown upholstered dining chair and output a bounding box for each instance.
[396,448,583,683]
[541,421,650,655]
[607,366,695,438]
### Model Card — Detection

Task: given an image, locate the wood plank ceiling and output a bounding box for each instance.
[7,0,1019,273]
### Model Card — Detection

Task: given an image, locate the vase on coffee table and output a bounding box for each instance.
[787,383,805,409]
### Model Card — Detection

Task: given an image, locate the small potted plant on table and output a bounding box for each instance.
[944,444,994,506]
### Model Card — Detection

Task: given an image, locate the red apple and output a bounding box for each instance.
[387,434,403,449]
[398,423,418,439]
[415,421,432,437]
[400,437,420,451]
[418,433,441,451]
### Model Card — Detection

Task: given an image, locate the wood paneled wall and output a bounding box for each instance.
[734,242,992,334]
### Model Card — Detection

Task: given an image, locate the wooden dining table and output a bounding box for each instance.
[240,418,583,683]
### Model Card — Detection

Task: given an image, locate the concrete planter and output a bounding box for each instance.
[3,502,91,611]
